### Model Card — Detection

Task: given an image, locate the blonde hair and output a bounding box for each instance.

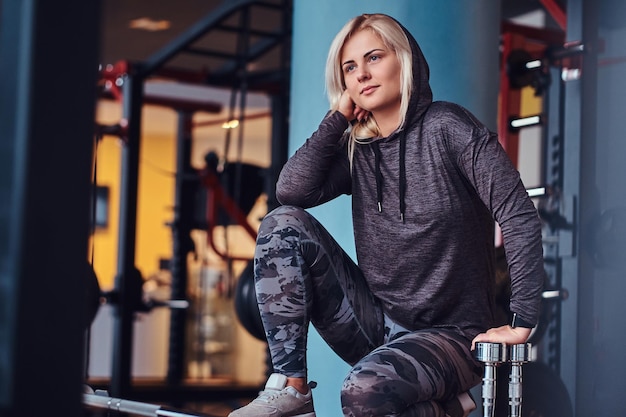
[325,14,413,162]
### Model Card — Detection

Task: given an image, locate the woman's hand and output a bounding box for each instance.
[471,325,532,350]
[337,89,369,122]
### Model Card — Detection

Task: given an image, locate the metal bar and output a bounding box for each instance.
[184,47,239,60]
[84,393,160,416]
[141,95,221,114]
[141,0,267,77]
[267,0,292,211]
[184,41,290,75]
[540,66,565,373]
[539,0,567,31]
[110,68,145,398]
[84,393,213,417]
[216,23,283,39]
[246,0,288,11]
[193,111,270,127]
[205,68,288,91]
[211,36,284,78]
[166,110,196,386]
[233,7,251,207]
[501,21,565,45]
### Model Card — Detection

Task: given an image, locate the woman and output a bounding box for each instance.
[229,13,544,417]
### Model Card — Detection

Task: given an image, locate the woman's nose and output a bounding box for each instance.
[356,68,370,82]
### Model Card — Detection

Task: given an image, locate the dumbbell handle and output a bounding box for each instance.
[508,363,522,417]
[482,363,498,417]
[475,342,507,417]
[508,343,531,417]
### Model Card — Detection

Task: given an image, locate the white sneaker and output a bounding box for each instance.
[228,373,316,417]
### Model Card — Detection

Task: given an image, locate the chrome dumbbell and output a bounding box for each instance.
[474,342,507,417]
[508,343,531,417]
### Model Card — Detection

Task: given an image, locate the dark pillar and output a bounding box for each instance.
[0,0,100,415]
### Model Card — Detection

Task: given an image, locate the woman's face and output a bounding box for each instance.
[340,29,402,121]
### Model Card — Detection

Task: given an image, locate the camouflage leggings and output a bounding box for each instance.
[254,206,482,416]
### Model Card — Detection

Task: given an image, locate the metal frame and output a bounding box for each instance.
[100,0,292,404]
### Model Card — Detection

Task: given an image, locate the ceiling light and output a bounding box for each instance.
[129,17,171,32]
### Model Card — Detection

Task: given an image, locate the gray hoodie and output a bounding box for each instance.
[276,20,544,339]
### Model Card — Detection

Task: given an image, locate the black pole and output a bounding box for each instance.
[110,68,145,398]
[266,0,292,211]
[167,110,197,387]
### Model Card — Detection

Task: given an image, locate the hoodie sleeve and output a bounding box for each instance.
[276,111,352,208]
[446,105,545,326]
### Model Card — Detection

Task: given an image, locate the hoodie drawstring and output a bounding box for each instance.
[372,135,407,223]
[372,142,383,213]
[399,131,407,223]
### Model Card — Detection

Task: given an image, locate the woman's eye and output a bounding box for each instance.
[369,55,380,62]
[344,64,355,73]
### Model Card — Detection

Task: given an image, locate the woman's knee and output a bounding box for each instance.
[341,367,449,417]
[259,205,311,234]
[341,365,408,417]
[264,204,308,220]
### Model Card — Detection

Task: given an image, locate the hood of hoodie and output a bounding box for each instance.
[395,17,433,133]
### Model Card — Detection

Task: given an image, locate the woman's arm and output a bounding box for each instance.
[276,111,352,208]
[451,110,544,346]
[462,129,544,325]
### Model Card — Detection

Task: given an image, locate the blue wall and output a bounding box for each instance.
[290,1,500,415]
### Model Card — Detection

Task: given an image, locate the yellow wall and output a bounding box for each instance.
[520,85,542,116]
[93,102,177,288]
[91,99,269,384]
[90,114,122,290]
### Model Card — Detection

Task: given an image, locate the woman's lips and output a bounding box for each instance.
[361,85,378,95]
